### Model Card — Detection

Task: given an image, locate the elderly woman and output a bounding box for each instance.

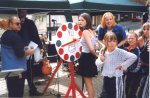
[98,12,127,48]
[124,32,142,98]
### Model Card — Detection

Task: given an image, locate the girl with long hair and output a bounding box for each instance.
[77,13,98,98]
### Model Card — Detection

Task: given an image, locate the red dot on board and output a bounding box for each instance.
[64,54,69,60]
[74,25,78,31]
[62,25,67,31]
[78,31,82,37]
[76,52,80,58]
[57,31,62,38]
[58,48,64,55]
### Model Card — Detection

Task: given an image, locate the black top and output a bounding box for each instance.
[1,30,25,57]
[124,47,139,72]
[140,42,149,64]
[18,18,43,49]
[139,41,149,75]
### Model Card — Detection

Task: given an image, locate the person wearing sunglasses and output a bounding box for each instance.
[1,16,34,97]
[17,9,44,96]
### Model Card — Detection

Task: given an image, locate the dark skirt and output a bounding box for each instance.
[77,52,98,77]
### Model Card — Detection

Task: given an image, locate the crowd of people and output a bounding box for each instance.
[0,10,149,98]
[77,12,149,98]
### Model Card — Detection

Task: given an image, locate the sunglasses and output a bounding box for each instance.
[13,22,21,26]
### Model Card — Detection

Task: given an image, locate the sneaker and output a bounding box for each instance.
[29,91,43,96]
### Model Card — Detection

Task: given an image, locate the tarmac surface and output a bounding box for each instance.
[0,62,103,98]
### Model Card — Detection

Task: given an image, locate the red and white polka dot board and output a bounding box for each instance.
[45,23,85,98]
[55,22,82,62]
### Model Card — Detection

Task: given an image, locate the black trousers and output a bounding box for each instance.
[6,73,25,98]
[26,58,37,93]
[101,77,116,98]
[138,75,149,98]
[125,72,142,98]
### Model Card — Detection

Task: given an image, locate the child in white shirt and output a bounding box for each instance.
[95,32,137,98]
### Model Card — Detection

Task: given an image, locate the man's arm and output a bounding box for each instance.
[29,20,43,49]
[118,38,127,47]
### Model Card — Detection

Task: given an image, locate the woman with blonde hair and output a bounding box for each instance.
[98,12,127,48]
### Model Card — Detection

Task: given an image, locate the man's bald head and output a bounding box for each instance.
[8,16,21,32]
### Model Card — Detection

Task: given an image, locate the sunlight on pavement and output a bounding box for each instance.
[0,78,7,95]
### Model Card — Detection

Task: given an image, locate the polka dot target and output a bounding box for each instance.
[55,22,82,62]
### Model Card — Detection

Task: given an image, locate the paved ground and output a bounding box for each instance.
[118,21,142,33]
[0,62,103,98]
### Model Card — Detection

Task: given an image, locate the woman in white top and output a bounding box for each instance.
[95,32,137,98]
[77,13,98,98]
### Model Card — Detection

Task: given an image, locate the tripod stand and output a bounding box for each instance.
[43,58,86,98]
[45,42,61,97]
[54,62,61,98]
[48,65,61,98]
[56,69,61,97]
[43,58,63,94]
[46,55,61,98]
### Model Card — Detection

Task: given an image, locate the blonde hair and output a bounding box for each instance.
[0,19,9,30]
[101,12,116,28]
[142,22,149,31]
[139,22,150,38]
[128,32,138,40]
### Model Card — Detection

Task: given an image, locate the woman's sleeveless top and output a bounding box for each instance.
[80,31,97,53]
